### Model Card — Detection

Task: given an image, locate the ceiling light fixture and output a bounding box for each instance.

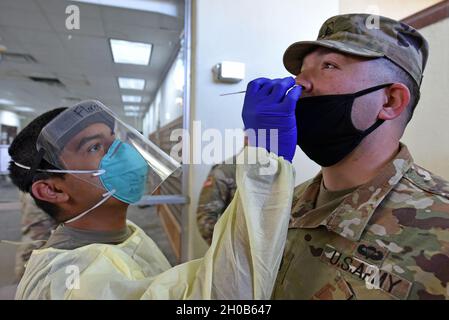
[12,106,35,112]
[124,105,142,112]
[122,95,142,103]
[125,111,141,117]
[0,99,14,105]
[110,39,152,65]
[71,0,178,17]
[118,77,145,90]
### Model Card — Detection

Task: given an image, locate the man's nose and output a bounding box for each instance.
[295,73,312,94]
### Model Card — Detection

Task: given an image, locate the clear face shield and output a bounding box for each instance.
[20,101,181,223]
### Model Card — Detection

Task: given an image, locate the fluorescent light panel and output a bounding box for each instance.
[124,105,142,111]
[71,0,178,17]
[118,77,145,90]
[125,111,140,117]
[110,39,152,65]
[122,95,142,103]
[0,99,14,105]
[12,106,35,112]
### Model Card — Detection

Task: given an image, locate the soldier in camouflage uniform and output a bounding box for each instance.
[196,157,237,245]
[15,192,57,281]
[272,14,449,299]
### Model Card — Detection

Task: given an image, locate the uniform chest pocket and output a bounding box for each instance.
[311,273,355,300]
[273,245,355,300]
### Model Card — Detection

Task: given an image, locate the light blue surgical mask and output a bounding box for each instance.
[99,139,148,204]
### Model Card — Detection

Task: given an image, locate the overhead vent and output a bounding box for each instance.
[2,52,37,63]
[29,76,65,88]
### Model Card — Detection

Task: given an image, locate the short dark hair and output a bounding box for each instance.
[8,108,67,219]
[375,58,420,125]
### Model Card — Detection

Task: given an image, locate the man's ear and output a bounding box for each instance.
[378,83,410,120]
[31,179,69,204]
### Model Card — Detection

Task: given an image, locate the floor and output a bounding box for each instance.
[0,176,177,299]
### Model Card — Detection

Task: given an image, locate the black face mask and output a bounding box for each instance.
[296,83,392,167]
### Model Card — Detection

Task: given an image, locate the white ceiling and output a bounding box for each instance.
[0,0,184,122]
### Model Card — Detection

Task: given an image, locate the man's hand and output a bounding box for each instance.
[242,77,302,162]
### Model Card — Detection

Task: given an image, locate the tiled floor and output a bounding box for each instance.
[0,176,178,299]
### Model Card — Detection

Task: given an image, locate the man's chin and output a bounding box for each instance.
[104,195,130,208]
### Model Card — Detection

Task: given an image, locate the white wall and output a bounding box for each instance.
[339,0,442,20]
[143,52,184,138]
[187,0,339,259]
[402,17,449,179]
[160,57,184,127]
[143,92,159,137]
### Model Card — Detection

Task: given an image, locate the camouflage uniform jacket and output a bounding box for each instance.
[196,159,237,245]
[272,144,449,300]
[15,192,57,281]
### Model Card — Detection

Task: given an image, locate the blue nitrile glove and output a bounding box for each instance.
[242,77,302,162]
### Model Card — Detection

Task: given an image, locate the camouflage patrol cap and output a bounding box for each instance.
[283,14,429,86]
